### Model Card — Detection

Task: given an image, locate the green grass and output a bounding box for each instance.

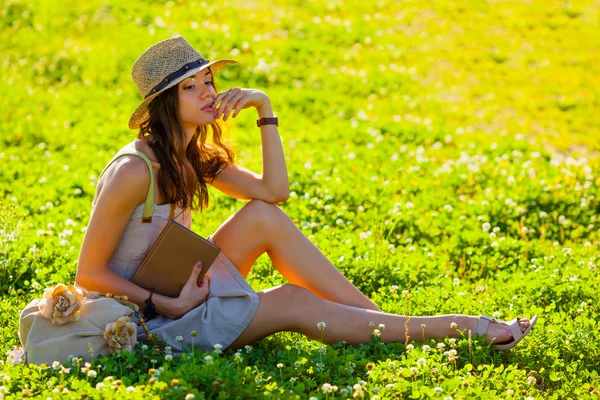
[1,0,600,398]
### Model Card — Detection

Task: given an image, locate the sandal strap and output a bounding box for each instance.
[475,315,497,336]
[507,317,523,342]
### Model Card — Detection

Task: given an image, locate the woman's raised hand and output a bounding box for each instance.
[212,88,270,121]
[173,261,210,319]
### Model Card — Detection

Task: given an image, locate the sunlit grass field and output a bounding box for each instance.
[1,0,599,398]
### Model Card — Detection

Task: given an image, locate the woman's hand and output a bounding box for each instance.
[212,88,270,121]
[173,261,210,319]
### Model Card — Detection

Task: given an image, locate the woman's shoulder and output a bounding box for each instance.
[97,141,159,179]
[125,139,161,167]
[93,150,152,209]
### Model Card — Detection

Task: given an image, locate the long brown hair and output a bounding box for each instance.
[136,70,235,213]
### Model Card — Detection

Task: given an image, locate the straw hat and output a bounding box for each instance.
[128,35,238,129]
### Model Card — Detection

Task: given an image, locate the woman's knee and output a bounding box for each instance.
[228,284,321,349]
[260,284,320,318]
[241,199,287,230]
[280,283,319,304]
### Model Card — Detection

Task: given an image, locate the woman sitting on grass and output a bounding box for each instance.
[75,35,536,355]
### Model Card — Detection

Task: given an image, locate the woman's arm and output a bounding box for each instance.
[213,89,289,200]
[256,100,289,200]
[75,267,181,319]
[76,155,204,320]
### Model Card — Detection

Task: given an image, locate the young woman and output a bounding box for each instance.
[75,36,536,354]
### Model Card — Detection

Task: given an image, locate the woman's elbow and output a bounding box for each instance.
[272,190,290,203]
[74,271,91,289]
[74,268,103,290]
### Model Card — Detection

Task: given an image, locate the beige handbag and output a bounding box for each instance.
[18,286,138,366]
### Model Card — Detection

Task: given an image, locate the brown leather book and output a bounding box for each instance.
[131,219,221,298]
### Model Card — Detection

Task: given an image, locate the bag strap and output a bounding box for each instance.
[169,203,175,221]
[98,150,158,224]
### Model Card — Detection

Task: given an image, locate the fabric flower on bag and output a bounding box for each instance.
[103,316,138,354]
[38,284,84,325]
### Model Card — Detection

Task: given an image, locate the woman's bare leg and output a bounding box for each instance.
[210,199,381,311]
[227,284,531,350]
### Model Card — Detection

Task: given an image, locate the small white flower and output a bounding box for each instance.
[96,382,105,390]
[378,323,385,331]
[422,345,431,353]
[317,321,326,330]
[277,363,284,368]
[482,222,491,232]
[527,376,536,386]
[213,343,222,353]
[87,370,97,378]
[126,386,135,393]
[369,321,375,327]
[165,354,173,361]
[434,386,443,393]
[406,344,414,350]
[185,394,196,399]
[52,361,61,369]
[416,358,427,367]
[372,329,381,337]
[175,336,184,343]
[289,377,297,382]
[450,322,458,329]
[492,311,501,319]
[141,344,148,351]
[164,346,172,354]
[5,346,24,365]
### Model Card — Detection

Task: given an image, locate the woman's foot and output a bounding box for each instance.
[483,317,530,344]
[466,315,538,350]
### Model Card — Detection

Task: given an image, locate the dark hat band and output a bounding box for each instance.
[144,58,210,99]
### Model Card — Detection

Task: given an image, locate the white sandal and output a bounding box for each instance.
[474,315,538,350]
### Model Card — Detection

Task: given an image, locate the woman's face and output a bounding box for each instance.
[177,69,217,129]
